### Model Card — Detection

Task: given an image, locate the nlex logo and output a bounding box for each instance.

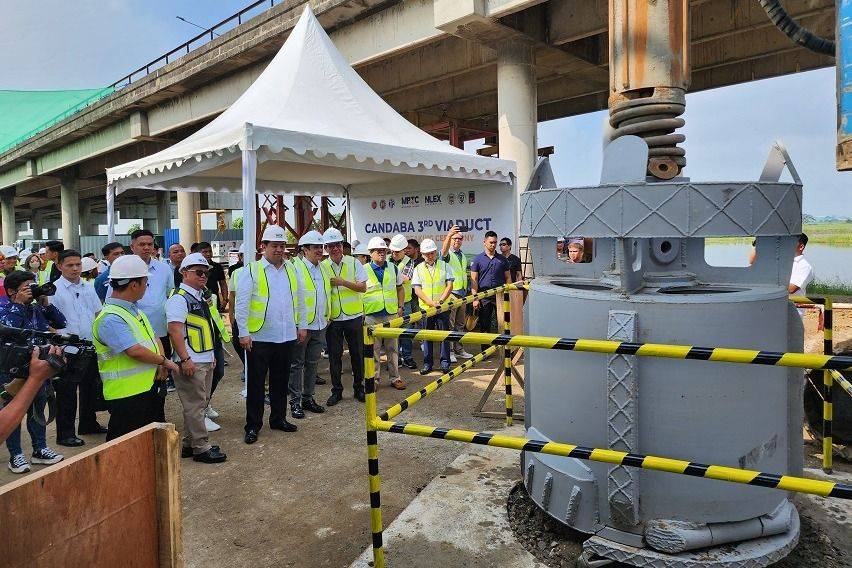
[401,195,419,207]
[425,194,441,205]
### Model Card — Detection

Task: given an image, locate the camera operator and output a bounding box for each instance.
[0,347,65,444]
[1,270,67,474]
[50,250,106,446]
[92,255,179,441]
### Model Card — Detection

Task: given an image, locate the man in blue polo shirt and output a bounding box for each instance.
[470,230,511,350]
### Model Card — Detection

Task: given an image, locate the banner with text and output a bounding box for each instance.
[350,186,514,247]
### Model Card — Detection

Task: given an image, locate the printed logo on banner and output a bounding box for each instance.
[401,195,419,208]
[380,199,387,210]
[371,201,378,209]
[388,199,395,209]
[468,191,476,204]
[458,192,466,204]
[425,194,442,205]
[448,194,455,205]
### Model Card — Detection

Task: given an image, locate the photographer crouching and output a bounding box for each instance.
[1,270,67,473]
[0,346,66,445]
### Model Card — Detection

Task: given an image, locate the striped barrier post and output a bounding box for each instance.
[831,370,852,398]
[372,419,852,500]
[379,345,498,421]
[363,324,385,568]
[823,297,834,473]
[369,328,852,371]
[503,290,513,426]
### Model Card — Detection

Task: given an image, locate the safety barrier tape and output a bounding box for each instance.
[373,420,852,500]
[376,281,528,330]
[503,291,513,426]
[379,345,498,422]
[362,332,385,568]
[832,370,852,398]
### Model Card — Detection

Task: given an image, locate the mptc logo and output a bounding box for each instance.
[401,195,419,207]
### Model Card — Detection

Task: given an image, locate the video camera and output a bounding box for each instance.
[0,323,95,382]
[28,281,56,300]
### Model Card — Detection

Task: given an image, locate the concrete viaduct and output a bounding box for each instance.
[0,0,836,250]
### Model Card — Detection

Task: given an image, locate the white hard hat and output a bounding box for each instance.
[298,230,324,246]
[109,255,150,280]
[180,252,210,271]
[367,237,388,251]
[420,239,438,253]
[323,228,344,244]
[389,234,407,252]
[353,242,370,256]
[0,245,18,258]
[261,224,287,243]
[81,257,98,272]
[38,247,46,254]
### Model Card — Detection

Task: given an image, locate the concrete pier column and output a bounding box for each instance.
[59,174,80,250]
[177,191,201,251]
[156,190,172,234]
[47,228,59,240]
[79,200,100,236]
[31,211,43,241]
[497,39,537,193]
[1,189,16,246]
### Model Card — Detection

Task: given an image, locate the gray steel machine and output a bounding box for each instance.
[519,2,806,566]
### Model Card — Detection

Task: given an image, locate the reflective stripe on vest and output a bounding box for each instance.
[294,256,331,325]
[415,260,450,310]
[169,288,215,353]
[246,260,298,333]
[321,256,364,319]
[363,263,399,315]
[209,293,231,343]
[447,250,467,292]
[396,256,413,302]
[93,303,159,401]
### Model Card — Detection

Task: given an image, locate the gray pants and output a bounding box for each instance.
[366,314,400,381]
[289,327,326,403]
[175,361,214,455]
[447,297,467,354]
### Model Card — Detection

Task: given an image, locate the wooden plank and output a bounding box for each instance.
[153,423,183,568]
[1,424,161,568]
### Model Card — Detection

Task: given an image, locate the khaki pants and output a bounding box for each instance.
[175,361,214,454]
[447,299,467,354]
[365,314,400,381]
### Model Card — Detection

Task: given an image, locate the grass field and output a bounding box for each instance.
[705,222,852,246]
[808,280,852,297]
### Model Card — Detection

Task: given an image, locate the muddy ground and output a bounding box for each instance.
[1,306,850,567]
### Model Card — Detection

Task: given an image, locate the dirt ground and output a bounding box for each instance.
[2,306,850,567]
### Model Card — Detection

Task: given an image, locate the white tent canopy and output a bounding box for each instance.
[106,6,515,250]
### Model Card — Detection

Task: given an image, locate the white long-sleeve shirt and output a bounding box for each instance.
[51,276,101,340]
[235,257,306,342]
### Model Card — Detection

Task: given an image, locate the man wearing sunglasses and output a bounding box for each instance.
[166,253,226,463]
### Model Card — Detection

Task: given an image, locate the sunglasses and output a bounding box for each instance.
[189,269,209,277]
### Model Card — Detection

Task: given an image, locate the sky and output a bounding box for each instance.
[1,0,848,219]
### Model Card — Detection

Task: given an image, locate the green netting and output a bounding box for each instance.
[0,87,114,153]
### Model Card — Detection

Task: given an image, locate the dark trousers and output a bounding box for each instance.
[54,367,100,439]
[422,312,451,369]
[106,386,160,441]
[231,320,246,365]
[327,316,364,395]
[477,299,498,351]
[211,339,225,398]
[245,340,293,433]
[156,336,172,421]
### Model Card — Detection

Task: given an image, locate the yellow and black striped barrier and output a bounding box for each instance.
[379,345,498,422]
[502,291,513,426]
[362,326,384,568]
[832,370,852,398]
[375,281,528,330]
[373,419,852,500]
[370,328,852,371]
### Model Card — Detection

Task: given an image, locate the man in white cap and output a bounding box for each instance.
[80,256,99,282]
[320,227,367,406]
[236,225,306,444]
[389,235,417,369]
[289,230,329,418]
[364,237,406,390]
[92,255,179,441]
[353,242,370,265]
[166,252,227,463]
[411,239,454,374]
[0,246,19,306]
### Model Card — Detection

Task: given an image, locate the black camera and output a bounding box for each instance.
[0,323,95,380]
[28,281,56,299]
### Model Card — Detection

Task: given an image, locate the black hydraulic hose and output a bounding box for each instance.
[758,0,835,56]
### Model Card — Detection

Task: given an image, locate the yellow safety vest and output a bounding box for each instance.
[395,256,413,302]
[321,256,364,319]
[293,257,331,325]
[93,303,160,401]
[363,263,399,315]
[246,259,298,334]
[38,260,54,285]
[446,250,467,292]
[230,266,244,291]
[168,287,215,353]
[414,260,451,310]
[209,293,231,343]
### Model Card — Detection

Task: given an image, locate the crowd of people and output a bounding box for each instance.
[0,225,521,472]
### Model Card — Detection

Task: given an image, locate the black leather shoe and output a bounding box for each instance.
[78,424,108,435]
[244,430,259,444]
[302,398,325,413]
[326,392,343,406]
[270,420,298,432]
[403,359,418,370]
[193,447,227,463]
[354,389,366,403]
[290,401,305,419]
[314,375,327,385]
[440,365,450,374]
[183,445,219,458]
[57,436,85,447]
[420,365,433,375]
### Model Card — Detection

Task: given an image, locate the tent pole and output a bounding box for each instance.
[106,184,116,242]
[242,149,258,259]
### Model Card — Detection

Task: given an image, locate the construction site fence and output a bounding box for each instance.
[361,285,852,568]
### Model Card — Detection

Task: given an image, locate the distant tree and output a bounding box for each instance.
[232,217,244,229]
[127,223,142,234]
